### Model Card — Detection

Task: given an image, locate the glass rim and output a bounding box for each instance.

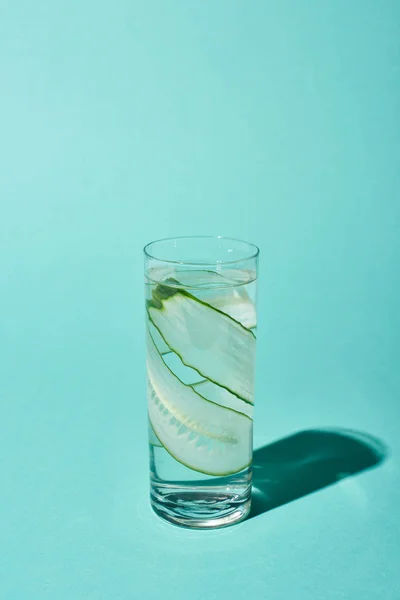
[143,235,260,267]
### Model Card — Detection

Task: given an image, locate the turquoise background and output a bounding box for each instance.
[1,1,399,598]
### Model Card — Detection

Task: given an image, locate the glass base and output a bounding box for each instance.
[150,480,252,529]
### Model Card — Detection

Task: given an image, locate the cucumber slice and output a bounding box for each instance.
[146,330,252,476]
[147,269,256,329]
[164,269,257,329]
[147,284,256,404]
[192,380,253,419]
[206,291,256,330]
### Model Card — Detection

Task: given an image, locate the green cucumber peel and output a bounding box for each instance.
[147,281,256,405]
[146,328,252,476]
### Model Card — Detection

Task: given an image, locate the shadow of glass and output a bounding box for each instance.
[250,428,387,519]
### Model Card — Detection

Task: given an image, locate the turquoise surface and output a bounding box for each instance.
[1,1,399,598]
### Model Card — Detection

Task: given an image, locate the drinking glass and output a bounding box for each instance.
[144,236,259,528]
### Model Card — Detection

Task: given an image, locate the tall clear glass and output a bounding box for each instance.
[144,236,259,528]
